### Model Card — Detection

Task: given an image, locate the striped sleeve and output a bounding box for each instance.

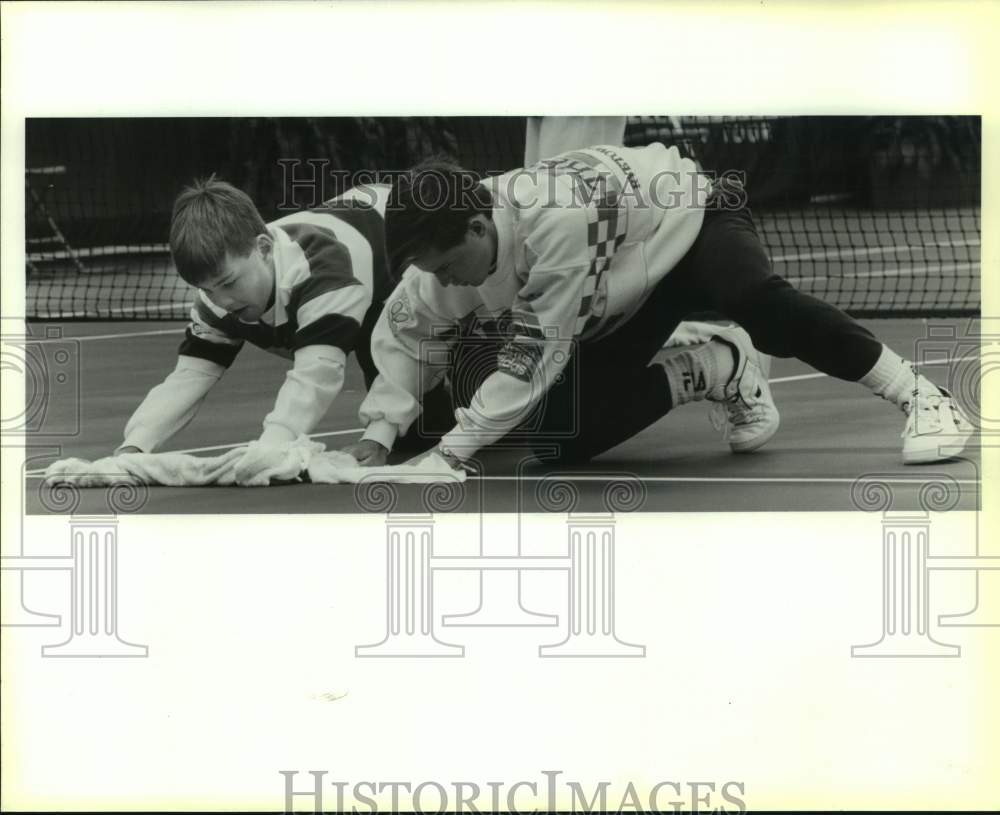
[282,223,372,353]
[177,292,244,368]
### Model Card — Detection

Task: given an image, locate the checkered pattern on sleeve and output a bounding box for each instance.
[534,156,629,336]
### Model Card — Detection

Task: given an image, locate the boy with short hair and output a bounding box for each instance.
[351,144,973,470]
[117,176,400,482]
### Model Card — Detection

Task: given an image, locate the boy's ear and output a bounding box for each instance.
[256,232,273,257]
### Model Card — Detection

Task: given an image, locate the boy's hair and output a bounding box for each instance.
[385,158,493,280]
[169,175,267,286]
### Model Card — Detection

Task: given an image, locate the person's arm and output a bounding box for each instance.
[357,273,482,452]
[232,263,373,482]
[117,302,243,454]
[118,356,227,454]
[258,274,370,444]
[256,345,349,444]
[440,204,593,461]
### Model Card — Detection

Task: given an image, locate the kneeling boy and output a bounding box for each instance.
[116,177,407,481]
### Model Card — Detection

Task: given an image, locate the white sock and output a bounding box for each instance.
[662,340,735,408]
[858,345,941,412]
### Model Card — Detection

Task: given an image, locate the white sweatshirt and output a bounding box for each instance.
[360,143,709,457]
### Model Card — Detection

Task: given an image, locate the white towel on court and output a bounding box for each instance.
[44,438,465,488]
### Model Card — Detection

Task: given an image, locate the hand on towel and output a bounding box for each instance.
[341,439,389,467]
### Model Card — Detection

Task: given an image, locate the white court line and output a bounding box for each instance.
[153,427,365,455]
[768,352,979,385]
[23,353,980,478]
[768,371,842,384]
[29,328,185,344]
[50,302,190,321]
[786,261,979,284]
[24,427,365,476]
[772,240,980,264]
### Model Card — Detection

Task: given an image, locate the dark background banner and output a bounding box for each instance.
[26,116,980,250]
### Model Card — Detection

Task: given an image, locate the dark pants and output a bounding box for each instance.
[530,186,884,463]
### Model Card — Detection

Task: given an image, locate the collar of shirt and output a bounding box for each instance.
[259,225,294,326]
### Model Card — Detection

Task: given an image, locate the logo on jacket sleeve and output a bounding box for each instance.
[498,340,543,382]
[388,292,415,335]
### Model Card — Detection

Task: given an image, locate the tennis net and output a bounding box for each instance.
[25,116,980,320]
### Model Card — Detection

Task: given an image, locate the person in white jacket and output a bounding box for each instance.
[348,144,973,471]
[347,144,774,469]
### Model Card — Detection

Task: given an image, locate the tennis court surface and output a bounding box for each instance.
[21,317,982,514]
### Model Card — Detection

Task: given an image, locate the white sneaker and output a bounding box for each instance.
[706,326,780,453]
[901,386,975,464]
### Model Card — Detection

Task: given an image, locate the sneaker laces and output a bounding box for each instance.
[951,403,975,432]
[902,389,946,437]
[937,387,976,432]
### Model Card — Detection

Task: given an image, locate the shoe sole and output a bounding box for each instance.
[730,418,780,453]
[902,434,973,464]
